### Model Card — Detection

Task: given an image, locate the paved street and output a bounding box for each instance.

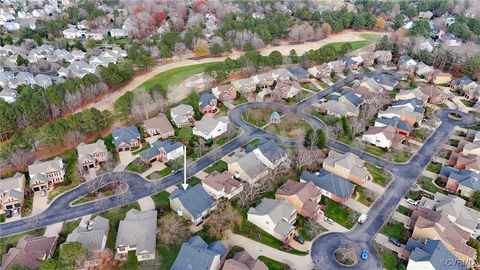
[1,72,477,270]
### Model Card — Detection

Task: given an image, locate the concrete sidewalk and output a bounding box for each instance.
[224,231,314,270]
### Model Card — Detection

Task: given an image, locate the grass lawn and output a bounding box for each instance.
[151,191,170,209]
[413,128,431,143]
[354,186,376,206]
[437,149,452,159]
[157,243,181,270]
[328,40,372,52]
[321,197,356,229]
[146,166,172,180]
[316,79,328,89]
[405,190,433,200]
[365,163,391,187]
[461,99,475,107]
[48,150,81,201]
[0,213,4,223]
[21,197,33,217]
[126,158,149,174]
[374,243,407,270]
[233,96,247,106]
[258,256,290,270]
[393,151,412,163]
[131,142,151,155]
[0,228,45,262]
[61,218,81,233]
[419,176,439,194]
[266,118,311,139]
[465,125,480,131]
[301,82,319,92]
[100,202,140,250]
[310,110,339,126]
[397,205,413,216]
[381,221,409,244]
[204,160,228,174]
[139,62,219,90]
[364,145,387,157]
[297,216,327,241]
[242,108,274,127]
[448,139,460,147]
[426,162,442,174]
[119,251,139,269]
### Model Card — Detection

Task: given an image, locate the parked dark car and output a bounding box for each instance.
[293,236,305,244]
[388,237,401,247]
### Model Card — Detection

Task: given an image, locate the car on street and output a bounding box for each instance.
[361,250,369,260]
[406,198,418,205]
[324,217,334,224]
[388,237,401,247]
[293,236,305,244]
[299,98,306,103]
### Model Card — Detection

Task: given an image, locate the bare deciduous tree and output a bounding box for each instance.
[157,213,191,245]
[293,147,325,172]
[9,150,33,170]
[205,201,242,238]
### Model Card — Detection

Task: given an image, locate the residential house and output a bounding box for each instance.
[391,98,425,112]
[415,192,480,236]
[464,86,480,101]
[193,115,228,140]
[223,250,268,270]
[65,216,110,268]
[369,73,399,91]
[89,56,116,68]
[287,67,309,83]
[395,89,428,103]
[359,52,375,67]
[404,238,466,270]
[373,50,392,64]
[109,28,127,38]
[323,151,371,185]
[228,151,268,184]
[350,86,377,101]
[409,209,476,263]
[439,32,462,47]
[34,74,52,88]
[140,139,184,164]
[71,50,86,61]
[440,167,480,197]
[169,184,217,225]
[378,106,423,126]
[64,61,95,78]
[170,104,195,128]
[232,78,256,98]
[143,114,174,138]
[112,126,141,152]
[275,180,322,220]
[338,91,364,107]
[211,84,237,103]
[450,76,477,91]
[247,198,297,241]
[419,39,435,52]
[0,173,26,217]
[115,209,157,261]
[329,60,346,74]
[201,171,243,200]
[77,139,108,171]
[308,63,332,79]
[359,77,383,93]
[362,125,405,149]
[63,27,85,39]
[251,72,275,90]
[375,117,413,136]
[419,11,434,19]
[420,85,447,103]
[316,100,359,117]
[300,170,355,204]
[341,57,360,71]
[273,80,301,99]
[171,236,228,270]
[416,62,434,78]
[28,157,65,193]
[0,88,17,103]
[0,235,57,270]
[427,70,453,85]
[228,139,286,184]
[398,55,418,72]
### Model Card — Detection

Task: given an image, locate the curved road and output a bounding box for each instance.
[1,72,477,270]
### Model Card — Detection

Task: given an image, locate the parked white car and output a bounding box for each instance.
[406,198,418,206]
[324,217,334,224]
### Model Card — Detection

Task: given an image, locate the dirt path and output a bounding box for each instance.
[80,30,383,112]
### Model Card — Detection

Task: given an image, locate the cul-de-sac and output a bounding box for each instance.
[2,1,480,270]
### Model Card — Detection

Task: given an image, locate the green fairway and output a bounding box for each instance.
[139,62,219,90]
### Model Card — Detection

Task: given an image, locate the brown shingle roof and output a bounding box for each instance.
[143,113,174,134]
[276,180,320,203]
[1,235,57,270]
[202,171,242,193]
